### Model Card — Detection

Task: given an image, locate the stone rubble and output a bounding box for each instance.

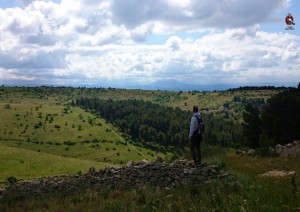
[275,140,300,157]
[0,159,232,201]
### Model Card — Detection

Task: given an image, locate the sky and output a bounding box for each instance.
[0,0,299,88]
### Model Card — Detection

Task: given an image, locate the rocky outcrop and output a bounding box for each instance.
[0,159,232,201]
[275,140,300,157]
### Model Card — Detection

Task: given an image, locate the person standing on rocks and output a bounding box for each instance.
[189,105,203,165]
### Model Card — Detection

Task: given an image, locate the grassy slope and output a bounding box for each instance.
[0,144,109,183]
[0,90,162,183]
[0,102,157,163]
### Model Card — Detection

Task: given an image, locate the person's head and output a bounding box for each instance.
[193,105,198,113]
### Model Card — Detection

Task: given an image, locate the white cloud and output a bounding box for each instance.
[0,0,299,87]
[110,0,289,31]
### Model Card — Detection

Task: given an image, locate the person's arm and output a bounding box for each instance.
[189,116,196,139]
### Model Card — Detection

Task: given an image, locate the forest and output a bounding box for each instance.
[243,87,300,149]
[75,97,243,155]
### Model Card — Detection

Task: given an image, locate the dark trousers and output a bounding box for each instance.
[190,134,202,163]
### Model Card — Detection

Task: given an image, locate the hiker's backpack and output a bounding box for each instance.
[193,115,205,135]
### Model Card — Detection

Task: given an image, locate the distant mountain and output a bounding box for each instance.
[145,80,196,91]
[128,80,298,92]
[127,80,238,91]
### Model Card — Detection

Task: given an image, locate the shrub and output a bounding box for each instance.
[34,121,43,129]
[63,141,76,146]
[7,176,17,185]
[4,104,11,109]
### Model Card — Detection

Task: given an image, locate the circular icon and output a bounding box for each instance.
[285,13,295,25]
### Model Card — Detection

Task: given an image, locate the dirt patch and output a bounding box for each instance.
[260,170,296,177]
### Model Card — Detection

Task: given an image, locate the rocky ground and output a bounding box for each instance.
[0,158,232,201]
[236,140,300,157]
[275,140,300,157]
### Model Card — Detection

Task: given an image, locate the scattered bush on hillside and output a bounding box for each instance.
[92,139,99,143]
[34,122,43,129]
[4,104,11,109]
[63,141,76,146]
[7,176,17,186]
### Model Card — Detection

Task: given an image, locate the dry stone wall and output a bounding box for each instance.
[0,158,232,201]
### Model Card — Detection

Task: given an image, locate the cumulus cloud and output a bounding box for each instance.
[111,0,289,31]
[0,0,299,87]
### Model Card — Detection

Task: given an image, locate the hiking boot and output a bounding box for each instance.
[195,161,207,168]
[194,160,201,167]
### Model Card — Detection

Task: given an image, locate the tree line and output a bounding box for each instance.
[228,85,298,91]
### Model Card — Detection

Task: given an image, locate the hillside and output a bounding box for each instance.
[0,87,166,182]
[0,86,284,182]
[0,86,299,211]
[0,101,157,163]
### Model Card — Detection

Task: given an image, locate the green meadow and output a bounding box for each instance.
[0,145,109,183]
[0,88,161,182]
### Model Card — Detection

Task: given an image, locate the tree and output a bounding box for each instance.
[261,90,300,145]
[242,104,262,148]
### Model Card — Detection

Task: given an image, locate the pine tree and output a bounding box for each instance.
[242,104,262,148]
[262,90,300,145]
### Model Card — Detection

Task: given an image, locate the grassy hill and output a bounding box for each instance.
[0,145,109,183]
[0,86,283,183]
[0,101,158,163]
[0,88,165,182]
[0,86,299,211]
